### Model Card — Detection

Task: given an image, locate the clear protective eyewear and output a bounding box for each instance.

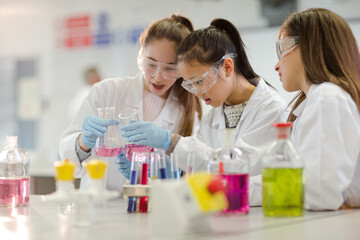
[140,57,180,81]
[181,53,237,94]
[276,36,299,60]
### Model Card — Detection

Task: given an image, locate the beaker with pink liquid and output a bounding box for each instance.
[0,136,30,207]
[118,109,154,161]
[208,128,249,215]
[94,107,124,158]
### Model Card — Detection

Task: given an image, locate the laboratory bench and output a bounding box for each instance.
[1,195,360,240]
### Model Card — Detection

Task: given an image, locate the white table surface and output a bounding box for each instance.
[1,195,360,240]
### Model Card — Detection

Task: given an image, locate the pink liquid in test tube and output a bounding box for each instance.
[139,162,149,213]
[220,173,249,214]
[0,177,30,207]
[96,145,123,157]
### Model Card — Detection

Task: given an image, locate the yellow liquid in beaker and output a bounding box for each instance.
[262,168,304,217]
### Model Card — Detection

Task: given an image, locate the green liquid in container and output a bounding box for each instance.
[262,168,304,217]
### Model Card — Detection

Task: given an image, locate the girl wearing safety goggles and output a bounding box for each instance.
[274,8,360,210]
[120,18,285,206]
[59,15,202,191]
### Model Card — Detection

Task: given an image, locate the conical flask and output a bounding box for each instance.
[95,107,124,157]
[208,128,249,214]
[118,108,153,160]
[262,122,304,217]
[0,136,30,207]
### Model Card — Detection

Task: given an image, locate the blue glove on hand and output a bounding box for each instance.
[81,115,120,149]
[115,152,131,180]
[120,121,172,151]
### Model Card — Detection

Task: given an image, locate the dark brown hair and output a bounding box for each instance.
[282,8,360,121]
[139,15,202,137]
[176,18,259,82]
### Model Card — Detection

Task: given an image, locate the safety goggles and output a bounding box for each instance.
[140,57,180,81]
[181,53,237,94]
[276,36,299,60]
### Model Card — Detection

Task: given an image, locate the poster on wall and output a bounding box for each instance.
[17,77,41,121]
[56,12,145,49]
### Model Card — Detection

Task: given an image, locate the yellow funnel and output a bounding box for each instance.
[84,159,108,179]
[54,159,75,181]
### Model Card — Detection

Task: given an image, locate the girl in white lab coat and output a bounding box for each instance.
[120,19,285,183]
[59,15,202,193]
[274,8,360,210]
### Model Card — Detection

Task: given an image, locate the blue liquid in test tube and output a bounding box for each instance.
[172,170,180,181]
[159,168,167,179]
[127,169,138,213]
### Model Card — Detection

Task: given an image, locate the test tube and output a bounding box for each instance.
[186,152,195,177]
[157,151,167,180]
[150,152,158,181]
[139,152,149,213]
[170,153,181,181]
[127,152,139,213]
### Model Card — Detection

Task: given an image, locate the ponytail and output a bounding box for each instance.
[210,19,258,80]
[170,14,194,32]
[177,18,258,81]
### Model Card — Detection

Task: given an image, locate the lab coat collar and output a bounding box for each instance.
[240,77,265,119]
[211,106,225,129]
[211,77,265,128]
[292,100,306,117]
[292,84,316,117]
[156,84,181,127]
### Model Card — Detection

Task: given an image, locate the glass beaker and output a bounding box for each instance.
[262,122,304,217]
[208,128,249,215]
[94,107,123,157]
[0,136,30,207]
[118,108,154,160]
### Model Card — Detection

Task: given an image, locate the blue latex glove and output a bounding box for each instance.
[81,115,119,149]
[115,152,131,180]
[120,121,172,151]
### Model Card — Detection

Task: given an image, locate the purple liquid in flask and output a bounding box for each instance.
[220,173,249,214]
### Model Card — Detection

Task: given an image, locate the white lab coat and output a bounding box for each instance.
[67,85,91,122]
[291,82,360,210]
[173,78,286,205]
[59,73,194,195]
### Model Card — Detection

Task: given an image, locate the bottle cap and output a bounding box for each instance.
[54,159,75,181]
[84,159,107,179]
[272,122,293,139]
[6,136,18,149]
[272,122,293,128]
